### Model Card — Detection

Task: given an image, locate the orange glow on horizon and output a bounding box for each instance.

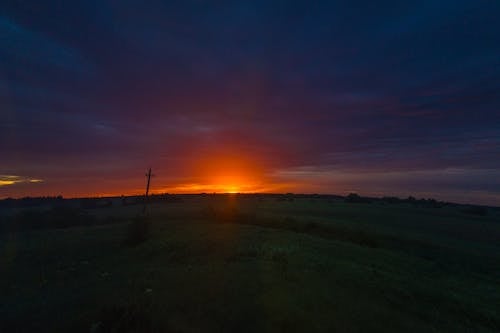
[174,151,272,193]
[0,152,299,198]
[157,182,280,194]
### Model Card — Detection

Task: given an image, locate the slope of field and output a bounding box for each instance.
[1,195,499,332]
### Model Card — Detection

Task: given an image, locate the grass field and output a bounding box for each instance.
[1,195,499,332]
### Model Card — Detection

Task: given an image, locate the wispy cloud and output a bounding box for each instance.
[0,16,91,73]
[0,175,43,187]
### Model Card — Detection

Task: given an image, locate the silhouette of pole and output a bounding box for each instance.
[143,167,153,214]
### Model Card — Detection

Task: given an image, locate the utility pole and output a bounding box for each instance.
[143,167,153,214]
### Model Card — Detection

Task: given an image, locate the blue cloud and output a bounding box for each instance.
[0,16,91,74]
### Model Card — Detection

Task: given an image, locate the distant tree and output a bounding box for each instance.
[407,196,416,203]
[382,196,401,204]
[345,193,371,203]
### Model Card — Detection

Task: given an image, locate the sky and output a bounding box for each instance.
[1,0,499,205]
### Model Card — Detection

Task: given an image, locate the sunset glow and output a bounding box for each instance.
[1,1,500,206]
[157,180,286,195]
[168,152,274,193]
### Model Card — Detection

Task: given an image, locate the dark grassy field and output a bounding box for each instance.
[1,195,499,332]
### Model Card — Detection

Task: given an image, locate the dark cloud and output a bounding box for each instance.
[1,0,499,204]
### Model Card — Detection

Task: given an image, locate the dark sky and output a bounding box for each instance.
[1,1,499,205]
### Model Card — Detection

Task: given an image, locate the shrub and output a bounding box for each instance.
[461,206,488,216]
[123,215,151,246]
[7,206,96,232]
[382,196,402,204]
[92,304,152,333]
[49,206,95,228]
[345,193,371,203]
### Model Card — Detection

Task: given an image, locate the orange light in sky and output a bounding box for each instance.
[185,151,266,193]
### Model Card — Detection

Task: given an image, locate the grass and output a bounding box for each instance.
[0,195,499,332]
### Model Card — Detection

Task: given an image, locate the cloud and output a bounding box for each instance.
[0,175,43,187]
[273,167,500,205]
[0,16,91,73]
[0,1,499,204]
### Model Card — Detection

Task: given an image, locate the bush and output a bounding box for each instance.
[123,215,151,246]
[345,193,371,203]
[49,206,95,228]
[6,206,97,232]
[382,196,402,204]
[92,304,152,333]
[205,206,254,224]
[461,206,488,216]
